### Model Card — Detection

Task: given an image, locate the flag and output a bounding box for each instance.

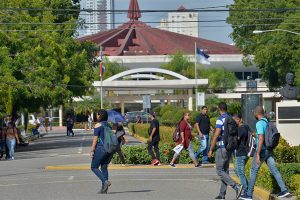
[99,49,106,78]
[196,48,210,65]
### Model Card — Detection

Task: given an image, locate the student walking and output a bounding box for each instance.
[90,109,113,194]
[239,106,290,200]
[232,114,251,195]
[147,111,160,165]
[208,102,243,200]
[5,122,20,160]
[170,112,200,168]
[66,116,74,137]
[195,106,211,164]
[0,127,5,159]
[114,122,127,166]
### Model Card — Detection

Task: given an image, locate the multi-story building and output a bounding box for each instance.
[158,5,199,37]
[78,0,108,36]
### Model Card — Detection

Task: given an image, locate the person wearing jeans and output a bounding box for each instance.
[240,106,290,200]
[147,111,160,165]
[208,102,243,200]
[195,106,211,164]
[90,110,113,194]
[233,114,251,194]
[5,122,20,160]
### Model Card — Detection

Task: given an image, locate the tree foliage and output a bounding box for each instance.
[161,51,237,92]
[228,0,300,88]
[0,0,98,115]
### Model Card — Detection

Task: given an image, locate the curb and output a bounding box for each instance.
[45,164,215,171]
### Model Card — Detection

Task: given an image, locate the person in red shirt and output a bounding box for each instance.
[169,112,200,168]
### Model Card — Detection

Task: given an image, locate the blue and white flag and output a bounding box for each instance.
[196,48,210,65]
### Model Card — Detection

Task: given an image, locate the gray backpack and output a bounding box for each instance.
[99,123,119,154]
[261,119,280,150]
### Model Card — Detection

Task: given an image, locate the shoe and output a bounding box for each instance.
[151,159,159,165]
[156,161,161,166]
[215,195,225,199]
[277,190,290,198]
[121,164,126,167]
[235,184,243,199]
[102,181,111,194]
[239,193,252,200]
[195,163,202,167]
[169,163,176,168]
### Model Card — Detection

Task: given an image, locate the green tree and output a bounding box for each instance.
[161,51,237,92]
[0,0,98,114]
[228,0,300,88]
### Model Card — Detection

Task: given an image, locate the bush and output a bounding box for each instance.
[274,146,300,163]
[111,140,215,165]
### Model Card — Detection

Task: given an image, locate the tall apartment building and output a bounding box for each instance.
[78,0,109,36]
[158,5,199,37]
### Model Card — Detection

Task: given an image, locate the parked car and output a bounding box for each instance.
[125,111,150,124]
[28,114,37,125]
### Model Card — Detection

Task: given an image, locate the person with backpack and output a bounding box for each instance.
[5,122,20,160]
[113,121,127,166]
[232,114,252,196]
[208,102,243,200]
[239,106,290,200]
[169,112,200,168]
[147,111,161,165]
[90,109,114,194]
[194,106,211,165]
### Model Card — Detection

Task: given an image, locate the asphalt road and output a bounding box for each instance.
[0,130,254,200]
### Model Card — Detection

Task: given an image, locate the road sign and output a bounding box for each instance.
[143,95,151,109]
[197,92,205,106]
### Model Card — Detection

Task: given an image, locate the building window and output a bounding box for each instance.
[252,72,259,79]
[244,72,252,80]
[235,72,243,80]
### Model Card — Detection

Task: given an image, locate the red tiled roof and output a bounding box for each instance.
[77,0,240,56]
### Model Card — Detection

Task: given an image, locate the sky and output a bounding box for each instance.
[113,0,234,44]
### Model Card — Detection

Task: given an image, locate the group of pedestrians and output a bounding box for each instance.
[207,102,290,200]
[89,105,291,199]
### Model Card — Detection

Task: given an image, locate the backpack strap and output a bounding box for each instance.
[260,118,269,124]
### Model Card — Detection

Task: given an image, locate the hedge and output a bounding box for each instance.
[111,142,215,165]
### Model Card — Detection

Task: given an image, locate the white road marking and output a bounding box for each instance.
[68,176,74,180]
[77,135,86,154]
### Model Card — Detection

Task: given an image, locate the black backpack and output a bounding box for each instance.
[261,119,280,150]
[223,116,239,151]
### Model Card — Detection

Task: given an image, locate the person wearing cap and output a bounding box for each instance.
[147,111,160,165]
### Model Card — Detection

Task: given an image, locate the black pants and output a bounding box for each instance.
[67,126,74,136]
[147,140,160,161]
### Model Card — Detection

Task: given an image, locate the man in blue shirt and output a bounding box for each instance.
[208,102,242,200]
[240,106,290,200]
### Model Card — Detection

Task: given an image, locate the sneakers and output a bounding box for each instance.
[101,181,111,194]
[195,163,202,167]
[239,194,253,200]
[151,159,159,166]
[277,190,290,198]
[169,163,176,168]
[234,184,243,199]
[215,195,225,199]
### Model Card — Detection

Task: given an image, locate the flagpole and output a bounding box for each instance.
[100,46,103,109]
[194,42,198,112]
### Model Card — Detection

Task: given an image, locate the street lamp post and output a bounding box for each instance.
[253,29,300,35]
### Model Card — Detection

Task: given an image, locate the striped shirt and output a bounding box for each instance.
[215,112,230,147]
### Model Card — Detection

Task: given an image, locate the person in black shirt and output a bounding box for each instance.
[195,106,211,164]
[233,114,251,195]
[147,111,160,165]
